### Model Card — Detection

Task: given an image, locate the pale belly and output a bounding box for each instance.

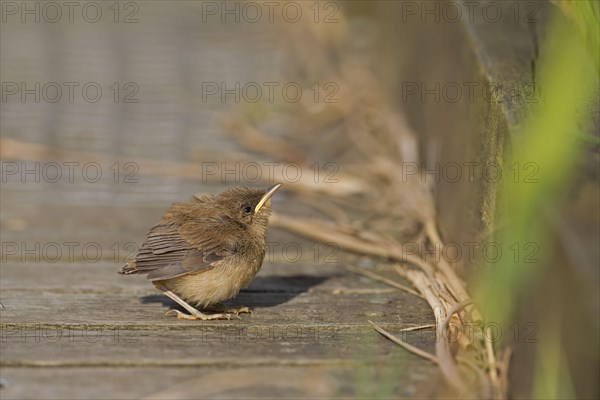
[162,256,262,308]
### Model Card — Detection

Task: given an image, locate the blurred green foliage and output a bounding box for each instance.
[475,3,599,399]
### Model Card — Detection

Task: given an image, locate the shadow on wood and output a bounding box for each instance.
[140,275,330,310]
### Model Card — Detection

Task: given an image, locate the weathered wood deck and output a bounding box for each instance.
[0,4,441,397]
[1,251,437,398]
[0,196,438,398]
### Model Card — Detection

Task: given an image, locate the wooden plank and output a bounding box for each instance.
[1,261,436,371]
[0,327,436,366]
[0,364,438,400]
[0,289,430,326]
[0,187,327,257]
[0,262,437,396]
[0,260,415,292]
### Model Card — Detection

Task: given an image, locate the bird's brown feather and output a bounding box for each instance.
[121,202,242,281]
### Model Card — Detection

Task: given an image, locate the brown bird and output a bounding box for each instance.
[120,184,281,320]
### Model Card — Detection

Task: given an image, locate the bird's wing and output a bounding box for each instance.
[133,219,237,281]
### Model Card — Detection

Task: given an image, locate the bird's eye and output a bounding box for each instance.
[243,206,252,214]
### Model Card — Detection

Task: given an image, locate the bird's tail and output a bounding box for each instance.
[119,261,138,275]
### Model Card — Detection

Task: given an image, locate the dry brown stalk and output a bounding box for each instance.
[368,320,439,364]
[224,119,308,165]
[404,269,468,394]
[344,264,424,299]
[270,213,437,278]
[399,324,436,332]
[424,219,474,308]
[0,138,366,197]
[270,211,502,397]
[485,326,500,399]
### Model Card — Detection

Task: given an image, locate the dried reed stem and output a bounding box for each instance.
[368,320,439,364]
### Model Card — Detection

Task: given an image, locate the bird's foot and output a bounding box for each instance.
[206,303,253,316]
[165,309,240,321]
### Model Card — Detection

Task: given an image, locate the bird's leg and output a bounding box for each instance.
[203,303,253,316]
[154,283,239,320]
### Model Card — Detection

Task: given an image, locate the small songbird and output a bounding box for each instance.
[120,184,282,320]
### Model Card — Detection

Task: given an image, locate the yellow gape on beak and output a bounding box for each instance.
[255,183,282,213]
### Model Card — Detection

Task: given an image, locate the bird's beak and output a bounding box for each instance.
[255,183,282,213]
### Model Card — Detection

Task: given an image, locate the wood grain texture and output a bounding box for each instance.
[0,2,442,398]
[0,259,437,398]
